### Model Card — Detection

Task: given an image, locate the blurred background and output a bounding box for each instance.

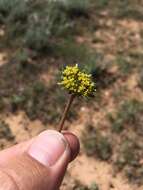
[0,0,143,189]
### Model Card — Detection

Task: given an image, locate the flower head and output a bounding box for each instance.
[59,64,96,97]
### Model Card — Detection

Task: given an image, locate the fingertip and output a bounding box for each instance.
[62,131,80,161]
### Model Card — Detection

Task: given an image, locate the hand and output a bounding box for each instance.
[0,130,80,190]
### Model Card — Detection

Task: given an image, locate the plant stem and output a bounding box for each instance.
[58,94,75,132]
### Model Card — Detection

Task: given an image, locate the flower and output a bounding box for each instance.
[59,64,96,97]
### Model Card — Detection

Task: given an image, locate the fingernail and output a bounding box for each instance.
[28,130,67,167]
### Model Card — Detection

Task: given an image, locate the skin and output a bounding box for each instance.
[0,130,80,190]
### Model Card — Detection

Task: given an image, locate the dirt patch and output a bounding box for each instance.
[3,112,45,143]
[68,154,136,190]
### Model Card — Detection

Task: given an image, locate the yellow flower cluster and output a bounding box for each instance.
[59,64,96,97]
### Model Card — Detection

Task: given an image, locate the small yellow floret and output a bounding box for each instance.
[59,64,96,97]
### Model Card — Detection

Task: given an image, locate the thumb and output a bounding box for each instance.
[0,130,80,190]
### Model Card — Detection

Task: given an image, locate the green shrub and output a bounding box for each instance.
[33,81,46,94]
[96,136,112,160]
[8,1,28,22]
[108,99,143,134]
[61,0,90,15]
[15,49,29,64]
[54,40,88,61]
[54,40,99,71]
[73,181,99,190]
[116,139,140,169]
[24,1,69,51]
[0,0,19,15]
[125,166,143,185]
[115,138,143,185]
[115,1,143,21]
[0,98,4,111]
[11,94,26,112]
[24,22,51,51]
[92,0,109,8]
[1,0,73,51]
[0,0,28,23]
[107,113,124,133]
[49,0,90,15]
[82,125,112,160]
[116,56,133,75]
[0,120,15,141]
[89,182,99,190]
[1,0,91,51]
